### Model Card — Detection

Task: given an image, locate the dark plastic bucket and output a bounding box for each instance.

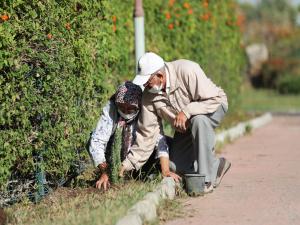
[184,173,205,196]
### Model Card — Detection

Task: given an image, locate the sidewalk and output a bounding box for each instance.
[166,116,300,225]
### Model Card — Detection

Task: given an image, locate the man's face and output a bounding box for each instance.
[143,73,163,89]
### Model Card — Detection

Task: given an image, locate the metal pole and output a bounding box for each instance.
[35,154,46,202]
[134,0,145,72]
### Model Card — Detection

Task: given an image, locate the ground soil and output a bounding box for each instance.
[0,208,7,225]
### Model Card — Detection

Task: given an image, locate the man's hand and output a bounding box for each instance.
[174,111,188,132]
[119,165,126,178]
[96,173,110,191]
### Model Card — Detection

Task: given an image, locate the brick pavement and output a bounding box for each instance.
[165,116,300,225]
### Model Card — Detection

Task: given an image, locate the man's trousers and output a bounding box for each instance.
[170,103,227,183]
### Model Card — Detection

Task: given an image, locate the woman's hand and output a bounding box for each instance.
[162,170,182,183]
[96,173,110,191]
[160,156,182,183]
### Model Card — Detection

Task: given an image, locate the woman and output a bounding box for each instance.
[89,81,170,190]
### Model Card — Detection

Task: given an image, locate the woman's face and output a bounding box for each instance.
[116,102,138,115]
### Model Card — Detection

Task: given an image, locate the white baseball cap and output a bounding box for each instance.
[132,52,165,85]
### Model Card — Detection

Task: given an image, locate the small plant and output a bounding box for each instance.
[110,125,123,184]
[245,124,252,134]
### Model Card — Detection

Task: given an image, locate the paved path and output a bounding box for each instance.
[166,116,300,225]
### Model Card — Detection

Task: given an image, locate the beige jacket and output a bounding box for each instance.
[122,59,228,170]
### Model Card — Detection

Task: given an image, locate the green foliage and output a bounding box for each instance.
[144,0,244,109]
[0,0,132,188]
[258,29,300,90]
[277,74,300,94]
[240,0,300,90]
[0,0,243,188]
[110,126,123,184]
[240,0,297,26]
[258,0,297,25]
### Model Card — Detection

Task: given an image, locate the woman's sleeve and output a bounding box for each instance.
[89,101,115,167]
[155,134,170,158]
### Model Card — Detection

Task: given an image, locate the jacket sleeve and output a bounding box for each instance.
[122,96,162,171]
[181,63,224,119]
[89,101,115,167]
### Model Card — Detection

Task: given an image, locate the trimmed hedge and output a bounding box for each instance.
[277,74,300,94]
[0,0,244,188]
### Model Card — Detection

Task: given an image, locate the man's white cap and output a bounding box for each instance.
[132,52,165,86]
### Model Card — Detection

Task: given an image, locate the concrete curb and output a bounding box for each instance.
[271,111,300,116]
[116,112,273,225]
[116,177,176,225]
[216,112,272,143]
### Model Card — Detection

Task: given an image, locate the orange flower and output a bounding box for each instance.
[113,24,117,32]
[202,0,209,8]
[65,23,71,30]
[165,12,171,20]
[169,0,175,7]
[112,15,117,23]
[47,33,53,39]
[236,14,245,27]
[1,14,9,21]
[168,23,174,30]
[188,9,193,15]
[183,2,190,9]
[200,13,210,21]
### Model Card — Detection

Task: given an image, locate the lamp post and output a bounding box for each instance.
[134,0,145,71]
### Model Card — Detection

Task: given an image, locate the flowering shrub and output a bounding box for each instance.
[144,0,244,107]
[0,0,133,188]
[0,0,243,188]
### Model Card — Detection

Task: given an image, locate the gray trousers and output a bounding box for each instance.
[169,104,227,183]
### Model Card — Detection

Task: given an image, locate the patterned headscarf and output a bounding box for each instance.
[115,81,142,109]
[111,81,142,164]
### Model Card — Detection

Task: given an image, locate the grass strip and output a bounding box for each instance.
[5,180,157,225]
[240,86,300,112]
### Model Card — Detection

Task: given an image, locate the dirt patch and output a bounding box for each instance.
[0,208,7,225]
[40,186,103,206]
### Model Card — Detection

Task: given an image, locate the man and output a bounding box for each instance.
[120,52,231,193]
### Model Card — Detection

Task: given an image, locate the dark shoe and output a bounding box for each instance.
[214,157,231,188]
[204,182,214,194]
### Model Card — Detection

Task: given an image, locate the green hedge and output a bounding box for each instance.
[0,0,243,188]
[277,74,300,94]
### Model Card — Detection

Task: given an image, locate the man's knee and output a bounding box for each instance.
[191,114,210,130]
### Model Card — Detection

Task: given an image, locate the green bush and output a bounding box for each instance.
[144,0,244,107]
[0,0,131,188]
[277,74,300,94]
[0,0,244,189]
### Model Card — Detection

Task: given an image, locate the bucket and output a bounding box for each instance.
[184,173,205,196]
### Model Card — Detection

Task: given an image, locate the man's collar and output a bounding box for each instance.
[165,67,170,95]
[165,62,178,93]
